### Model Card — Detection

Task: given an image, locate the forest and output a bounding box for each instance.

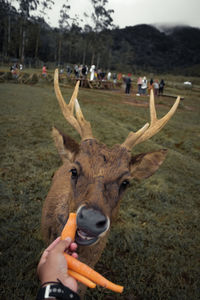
[1,0,200,75]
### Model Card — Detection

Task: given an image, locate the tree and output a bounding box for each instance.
[87,0,114,67]
[90,0,114,32]
[57,2,71,65]
[0,0,18,59]
[33,0,54,65]
[17,0,40,63]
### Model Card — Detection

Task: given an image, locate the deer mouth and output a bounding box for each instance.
[75,205,110,246]
[75,228,98,246]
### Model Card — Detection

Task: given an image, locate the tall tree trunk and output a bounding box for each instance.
[21,28,25,63]
[3,19,7,58]
[7,15,11,55]
[2,13,11,58]
[19,19,22,59]
[107,48,111,70]
[19,18,26,64]
[35,25,41,66]
[82,42,87,65]
[68,42,71,63]
[91,51,95,66]
[58,34,62,65]
[96,53,100,69]
[54,38,57,62]
[82,49,86,65]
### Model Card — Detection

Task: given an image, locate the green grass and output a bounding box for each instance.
[0,77,199,300]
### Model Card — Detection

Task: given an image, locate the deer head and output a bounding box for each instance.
[42,69,180,248]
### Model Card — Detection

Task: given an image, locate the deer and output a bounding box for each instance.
[41,69,180,296]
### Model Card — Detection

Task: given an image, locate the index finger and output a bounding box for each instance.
[37,237,61,267]
[45,237,61,252]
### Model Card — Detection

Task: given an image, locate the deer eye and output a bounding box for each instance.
[122,179,130,187]
[119,179,130,192]
[70,168,78,179]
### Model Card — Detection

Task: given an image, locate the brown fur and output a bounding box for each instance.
[41,128,167,296]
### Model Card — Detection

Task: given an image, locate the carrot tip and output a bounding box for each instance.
[61,212,77,241]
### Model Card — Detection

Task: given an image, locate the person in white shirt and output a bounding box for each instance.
[141,76,148,95]
[90,65,95,81]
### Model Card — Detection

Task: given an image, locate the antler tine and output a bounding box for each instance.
[74,98,93,140]
[134,89,180,146]
[122,89,180,151]
[150,87,157,124]
[54,69,81,135]
[54,69,93,140]
[68,78,79,114]
[121,123,150,151]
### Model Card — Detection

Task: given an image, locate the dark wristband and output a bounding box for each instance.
[36,280,80,300]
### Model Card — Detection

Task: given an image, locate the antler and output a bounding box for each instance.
[121,89,180,151]
[54,69,93,140]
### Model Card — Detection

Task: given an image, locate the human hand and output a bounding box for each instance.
[37,237,78,292]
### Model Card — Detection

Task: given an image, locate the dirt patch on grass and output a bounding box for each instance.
[123,97,195,111]
[123,98,149,107]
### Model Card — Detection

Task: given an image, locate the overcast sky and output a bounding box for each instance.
[13,0,200,29]
[44,0,200,29]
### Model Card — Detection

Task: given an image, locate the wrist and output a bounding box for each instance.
[41,278,59,285]
[36,280,80,300]
[41,281,59,288]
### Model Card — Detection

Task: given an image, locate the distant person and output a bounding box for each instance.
[74,64,79,79]
[112,73,117,84]
[94,70,98,80]
[14,63,19,69]
[107,71,111,80]
[153,79,159,96]
[10,64,19,79]
[100,71,106,80]
[149,78,154,93]
[81,65,87,78]
[125,75,132,94]
[90,65,95,81]
[117,73,122,81]
[66,65,71,76]
[137,77,142,95]
[141,76,148,95]
[77,65,80,77]
[97,68,101,80]
[159,79,165,95]
[10,65,14,72]
[42,65,47,77]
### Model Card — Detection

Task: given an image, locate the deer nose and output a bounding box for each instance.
[76,206,109,236]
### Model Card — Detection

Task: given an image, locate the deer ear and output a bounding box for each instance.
[129,149,168,180]
[52,127,80,163]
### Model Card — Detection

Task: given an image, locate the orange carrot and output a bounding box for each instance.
[60,212,124,293]
[64,253,124,293]
[61,212,77,241]
[68,269,96,289]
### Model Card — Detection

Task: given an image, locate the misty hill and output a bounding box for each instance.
[109,24,200,74]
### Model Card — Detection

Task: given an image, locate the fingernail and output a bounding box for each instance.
[65,237,72,243]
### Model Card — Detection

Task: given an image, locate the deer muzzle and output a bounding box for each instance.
[75,205,110,246]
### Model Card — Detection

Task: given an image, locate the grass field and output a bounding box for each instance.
[0,74,199,300]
